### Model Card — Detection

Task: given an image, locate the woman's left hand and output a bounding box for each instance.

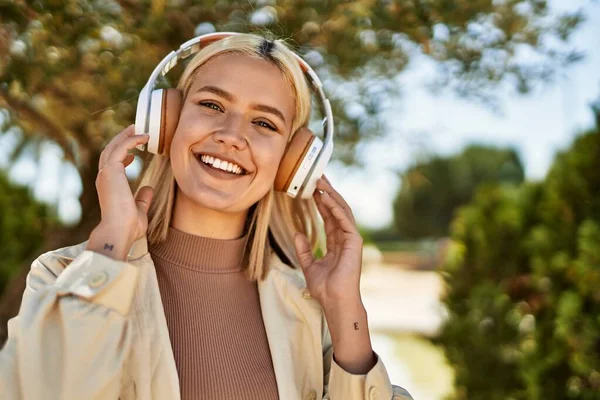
[294,175,364,308]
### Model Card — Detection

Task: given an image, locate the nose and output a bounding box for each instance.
[212,114,248,151]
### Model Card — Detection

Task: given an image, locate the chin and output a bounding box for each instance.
[194,188,260,214]
[178,178,268,213]
[192,190,237,210]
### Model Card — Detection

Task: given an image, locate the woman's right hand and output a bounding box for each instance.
[86,124,154,260]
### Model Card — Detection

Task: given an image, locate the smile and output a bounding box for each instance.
[194,154,249,180]
[197,154,246,175]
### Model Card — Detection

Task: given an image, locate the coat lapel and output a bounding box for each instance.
[258,252,325,399]
[127,236,181,400]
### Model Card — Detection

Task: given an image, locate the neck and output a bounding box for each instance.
[171,187,249,240]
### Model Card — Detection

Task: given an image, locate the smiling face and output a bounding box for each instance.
[169,52,296,215]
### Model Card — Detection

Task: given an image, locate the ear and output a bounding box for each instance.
[274,127,317,193]
[159,88,183,156]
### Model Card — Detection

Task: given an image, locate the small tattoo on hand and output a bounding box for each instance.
[353,322,359,330]
[104,243,114,251]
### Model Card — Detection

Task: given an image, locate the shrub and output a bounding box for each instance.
[393,145,524,239]
[0,170,57,292]
[437,127,600,399]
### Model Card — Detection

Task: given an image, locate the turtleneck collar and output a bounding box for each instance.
[149,226,249,273]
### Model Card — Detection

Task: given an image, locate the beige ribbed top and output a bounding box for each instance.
[149,226,279,400]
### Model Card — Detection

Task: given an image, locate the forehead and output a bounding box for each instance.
[187,53,295,114]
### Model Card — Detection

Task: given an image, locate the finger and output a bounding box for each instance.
[319,176,353,221]
[106,134,149,167]
[320,190,359,237]
[99,125,136,169]
[318,191,347,253]
[314,190,338,254]
[294,232,315,271]
[135,186,154,216]
[314,189,334,227]
[317,176,356,224]
[99,125,135,169]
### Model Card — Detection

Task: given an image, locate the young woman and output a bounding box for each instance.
[0,33,412,400]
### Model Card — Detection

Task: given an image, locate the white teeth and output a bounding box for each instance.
[198,154,244,175]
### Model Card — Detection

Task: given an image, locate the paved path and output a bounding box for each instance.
[359,264,454,399]
[360,264,446,336]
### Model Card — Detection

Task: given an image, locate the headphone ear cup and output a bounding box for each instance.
[274,128,317,194]
[147,88,182,155]
[160,89,182,156]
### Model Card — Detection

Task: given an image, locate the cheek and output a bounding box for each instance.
[253,138,287,179]
[168,132,189,168]
[173,106,216,142]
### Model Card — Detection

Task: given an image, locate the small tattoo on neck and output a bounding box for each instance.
[104,243,114,251]
[353,322,359,330]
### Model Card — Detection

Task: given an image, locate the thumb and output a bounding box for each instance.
[135,185,154,216]
[294,232,315,271]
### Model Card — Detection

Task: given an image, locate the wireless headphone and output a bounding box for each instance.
[134,32,334,199]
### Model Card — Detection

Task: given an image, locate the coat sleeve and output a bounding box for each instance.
[0,250,140,400]
[321,315,413,400]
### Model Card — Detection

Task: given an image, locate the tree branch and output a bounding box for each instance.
[0,87,76,164]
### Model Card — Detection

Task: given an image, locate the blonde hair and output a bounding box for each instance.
[133,33,324,281]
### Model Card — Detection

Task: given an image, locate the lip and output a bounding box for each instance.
[195,155,248,181]
[193,151,250,174]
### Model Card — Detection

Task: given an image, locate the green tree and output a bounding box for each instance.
[393,145,525,239]
[437,102,600,399]
[0,169,59,340]
[0,0,584,342]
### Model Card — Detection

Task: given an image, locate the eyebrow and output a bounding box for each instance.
[194,85,287,125]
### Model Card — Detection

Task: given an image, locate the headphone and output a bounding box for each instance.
[134,32,334,199]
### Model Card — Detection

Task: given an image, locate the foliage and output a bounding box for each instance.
[393,145,524,239]
[436,107,600,399]
[0,0,583,168]
[0,169,58,291]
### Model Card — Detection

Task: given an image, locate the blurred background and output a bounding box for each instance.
[1,0,599,398]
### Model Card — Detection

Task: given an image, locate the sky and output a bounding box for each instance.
[329,0,600,228]
[2,0,599,230]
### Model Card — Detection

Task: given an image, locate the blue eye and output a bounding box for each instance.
[199,101,223,112]
[197,101,277,132]
[255,121,277,131]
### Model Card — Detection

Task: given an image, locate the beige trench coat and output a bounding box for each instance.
[0,235,413,400]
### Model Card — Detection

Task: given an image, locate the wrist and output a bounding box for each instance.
[321,294,364,315]
[86,223,133,261]
[323,299,368,329]
[323,301,375,374]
